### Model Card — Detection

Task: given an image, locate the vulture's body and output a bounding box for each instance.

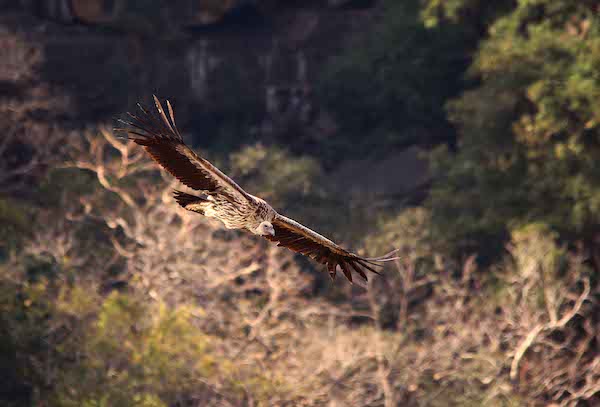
[174,190,275,232]
[120,96,398,283]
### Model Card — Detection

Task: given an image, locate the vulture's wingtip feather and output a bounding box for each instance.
[136,102,148,114]
[339,261,353,283]
[350,261,368,281]
[363,248,401,262]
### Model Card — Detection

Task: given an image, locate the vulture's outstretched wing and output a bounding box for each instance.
[265,214,399,282]
[119,96,250,201]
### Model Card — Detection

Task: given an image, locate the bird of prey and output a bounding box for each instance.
[119,96,398,283]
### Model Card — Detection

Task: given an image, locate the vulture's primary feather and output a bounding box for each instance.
[118,96,399,283]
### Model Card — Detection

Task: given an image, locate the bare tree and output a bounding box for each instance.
[8,125,595,406]
[60,127,359,404]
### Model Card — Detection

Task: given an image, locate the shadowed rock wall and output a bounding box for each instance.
[1,0,429,198]
[4,1,376,140]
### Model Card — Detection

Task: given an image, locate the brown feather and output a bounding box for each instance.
[144,144,221,192]
[166,100,181,137]
[120,97,251,201]
[349,261,368,281]
[265,214,394,282]
[339,261,353,283]
[356,259,381,275]
[153,95,177,136]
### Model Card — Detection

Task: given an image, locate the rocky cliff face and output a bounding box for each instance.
[3,2,375,140]
[2,0,428,198]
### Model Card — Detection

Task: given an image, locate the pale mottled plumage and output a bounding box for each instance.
[120,96,398,283]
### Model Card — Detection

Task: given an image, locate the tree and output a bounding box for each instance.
[318,0,472,158]
[427,0,600,258]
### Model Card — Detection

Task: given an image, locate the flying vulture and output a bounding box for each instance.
[119,96,398,283]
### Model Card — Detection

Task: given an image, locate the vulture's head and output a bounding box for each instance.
[256,221,275,237]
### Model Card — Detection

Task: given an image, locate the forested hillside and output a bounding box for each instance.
[1,1,599,406]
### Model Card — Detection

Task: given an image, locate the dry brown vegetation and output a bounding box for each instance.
[1,126,598,406]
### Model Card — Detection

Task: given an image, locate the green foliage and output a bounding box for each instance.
[427,0,600,256]
[52,291,217,407]
[421,0,516,30]
[37,168,98,206]
[482,220,590,319]
[504,222,573,312]
[508,223,565,279]
[318,0,471,156]
[229,143,323,207]
[0,197,30,255]
[0,262,290,407]
[0,270,52,407]
[426,88,527,258]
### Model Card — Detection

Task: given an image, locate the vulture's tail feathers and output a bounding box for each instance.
[173,190,209,210]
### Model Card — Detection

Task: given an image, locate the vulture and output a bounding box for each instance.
[119,96,398,283]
